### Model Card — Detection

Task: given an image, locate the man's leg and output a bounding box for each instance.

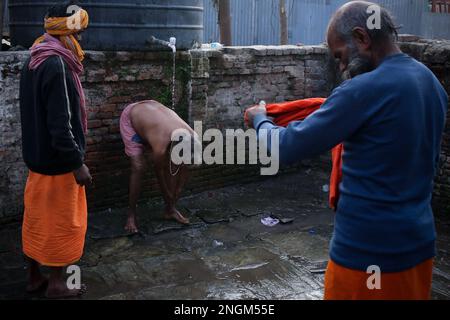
[125,154,147,233]
[173,165,190,204]
[25,257,48,293]
[169,136,198,217]
[165,163,190,223]
[46,267,86,299]
[152,149,189,225]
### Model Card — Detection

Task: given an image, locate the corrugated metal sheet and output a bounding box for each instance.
[422,11,450,39]
[289,0,345,45]
[203,0,219,43]
[377,0,425,35]
[203,0,450,45]
[204,0,282,45]
[253,0,280,45]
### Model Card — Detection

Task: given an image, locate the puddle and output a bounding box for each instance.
[1,169,449,300]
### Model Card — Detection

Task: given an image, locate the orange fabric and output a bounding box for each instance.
[330,144,343,210]
[245,98,343,210]
[22,171,87,267]
[324,259,434,300]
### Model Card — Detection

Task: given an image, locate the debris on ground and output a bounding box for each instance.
[261,217,280,227]
[270,214,294,225]
[213,240,224,247]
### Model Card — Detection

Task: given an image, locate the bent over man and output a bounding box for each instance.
[120,100,200,233]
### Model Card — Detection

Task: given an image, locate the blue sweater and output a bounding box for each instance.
[254,53,448,272]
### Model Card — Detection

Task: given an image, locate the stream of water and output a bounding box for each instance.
[172,51,176,110]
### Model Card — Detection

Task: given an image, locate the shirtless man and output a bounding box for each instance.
[120,100,198,233]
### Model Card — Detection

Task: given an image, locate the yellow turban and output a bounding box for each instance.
[33,9,89,62]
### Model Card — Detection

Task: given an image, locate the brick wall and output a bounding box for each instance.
[0,39,449,221]
[0,52,29,220]
[0,46,333,220]
[189,45,335,130]
[80,51,193,212]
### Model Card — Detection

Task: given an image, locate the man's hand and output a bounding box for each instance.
[73,164,92,186]
[245,104,268,129]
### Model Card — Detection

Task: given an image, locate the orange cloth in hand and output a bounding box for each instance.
[245,98,343,210]
[22,171,87,267]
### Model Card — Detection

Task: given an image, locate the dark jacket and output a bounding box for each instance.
[19,55,86,175]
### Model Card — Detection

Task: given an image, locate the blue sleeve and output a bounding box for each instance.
[254,82,370,166]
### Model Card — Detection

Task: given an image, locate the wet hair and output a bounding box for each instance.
[46,1,81,18]
[330,1,400,45]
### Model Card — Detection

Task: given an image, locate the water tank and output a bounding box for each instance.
[8,0,204,50]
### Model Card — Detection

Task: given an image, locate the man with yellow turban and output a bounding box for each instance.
[19,2,91,298]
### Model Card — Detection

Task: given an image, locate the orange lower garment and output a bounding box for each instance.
[22,171,87,267]
[324,259,434,300]
[245,98,343,210]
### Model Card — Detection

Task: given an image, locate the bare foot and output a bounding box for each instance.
[164,209,190,225]
[125,215,139,234]
[26,275,48,293]
[45,283,87,299]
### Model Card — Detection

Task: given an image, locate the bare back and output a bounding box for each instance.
[129,101,195,154]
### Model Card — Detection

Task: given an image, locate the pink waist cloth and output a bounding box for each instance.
[119,101,153,157]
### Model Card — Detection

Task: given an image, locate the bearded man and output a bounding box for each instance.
[246,1,448,300]
[19,2,91,298]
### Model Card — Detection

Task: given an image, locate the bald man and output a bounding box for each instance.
[120,100,199,233]
[247,1,448,300]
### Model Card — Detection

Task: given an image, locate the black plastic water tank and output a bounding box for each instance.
[8,0,204,50]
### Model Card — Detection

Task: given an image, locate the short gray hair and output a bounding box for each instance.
[329,1,400,45]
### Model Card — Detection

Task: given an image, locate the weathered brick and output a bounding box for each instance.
[88,120,103,129]
[1,40,450,220]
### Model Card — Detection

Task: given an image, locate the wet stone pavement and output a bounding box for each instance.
[1,169,449,300]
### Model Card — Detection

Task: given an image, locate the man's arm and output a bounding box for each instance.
[41,57,91,185]
[41,57,84,168]
[252,83,370,166]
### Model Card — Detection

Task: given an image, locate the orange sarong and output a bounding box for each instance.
[22,171,87,267]
[324,259,434,300]
[245,98,343,210]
